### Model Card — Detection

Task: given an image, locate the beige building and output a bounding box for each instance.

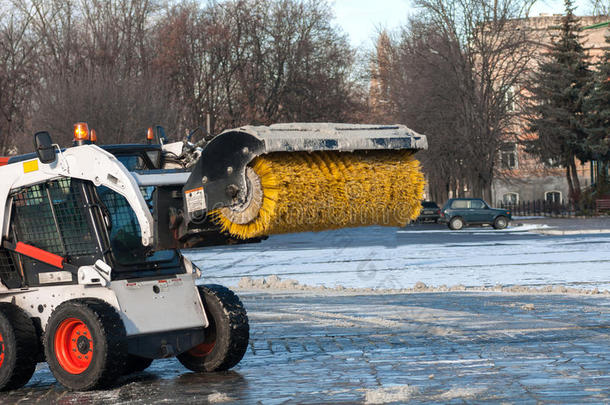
[492,15,609,205]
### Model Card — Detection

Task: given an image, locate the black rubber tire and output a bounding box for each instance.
[124,355,153,374]
[177,285,249,373]
[44,299,127,391]
[449,217,464,230]
[493,216,509,230]
[0,303,38,391]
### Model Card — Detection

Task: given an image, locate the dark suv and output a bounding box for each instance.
[417,201,441,223]
[441,198,511,230]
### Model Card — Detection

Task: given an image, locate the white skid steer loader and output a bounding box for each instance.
[0,132,248,391]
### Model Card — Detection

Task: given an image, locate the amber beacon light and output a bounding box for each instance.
[73,122,90,143]
[146,127,154,143]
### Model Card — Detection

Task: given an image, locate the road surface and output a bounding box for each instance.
[6,291,610,404]
[4,222,610,403]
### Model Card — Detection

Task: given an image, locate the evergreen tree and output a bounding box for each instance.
[584,32,610,192]
[526,0,593,203]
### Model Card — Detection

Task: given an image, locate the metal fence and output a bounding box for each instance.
[498,199,596,217]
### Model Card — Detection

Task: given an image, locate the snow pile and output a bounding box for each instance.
[397,223,549,233]
[237,275,301,290]
[364,385,419,404]
[363,385,486,403]
[236,275,610,295]
[436,387,487,400]
[521,303,535,311]
[499,223,549,232]
[206,393,234,403]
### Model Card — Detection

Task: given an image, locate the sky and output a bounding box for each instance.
[331,0,595,47]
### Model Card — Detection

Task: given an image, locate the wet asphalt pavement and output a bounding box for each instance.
[3,290,610,404]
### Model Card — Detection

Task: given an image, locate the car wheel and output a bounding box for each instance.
[493,216,508,230]
[449,217,464,230]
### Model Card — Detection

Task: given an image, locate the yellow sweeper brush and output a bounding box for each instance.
[181,123,428,239]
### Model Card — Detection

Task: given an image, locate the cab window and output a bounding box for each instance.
[116,155,146,171]
[97,186,147,264]
[9,178,101,286]
[96,186,181,279]
[12,179,97,256]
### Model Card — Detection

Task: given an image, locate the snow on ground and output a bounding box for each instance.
[184,224,610,291]
[396,223,549,233]
[363,385,419,404]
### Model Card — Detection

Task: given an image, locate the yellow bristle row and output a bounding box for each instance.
[210,150,426,239]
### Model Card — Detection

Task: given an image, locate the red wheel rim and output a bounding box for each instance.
[0,332,4,368]
[188,341,215,357]
[54,318,93,374]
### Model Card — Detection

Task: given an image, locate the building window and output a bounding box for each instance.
[503,192,519,205]
[545,191,561,203]
[505,86,516,112]
[500,143,518,170]
[545,157,559,168]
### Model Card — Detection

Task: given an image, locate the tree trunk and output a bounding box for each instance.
[565,157,581,205]
[570,157,581,203]
[598,161,609,195]
[565,164,575,202]
[483,185,493,205]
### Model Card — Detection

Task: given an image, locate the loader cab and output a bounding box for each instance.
[0,175,182,290]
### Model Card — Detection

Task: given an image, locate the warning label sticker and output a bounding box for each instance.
[23,160,38,173]
[185,187,206,213]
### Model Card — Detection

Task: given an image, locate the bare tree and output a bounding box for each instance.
[372,0,540,202]
[32,69,181,145]
[155,1,242,134]
[0,6,38,154]
[4,0,362,150]
[231,0,359,125]
[371,24,476,202]
[588,0,609,16]
[13,0,181,146]
[156,0,361,134]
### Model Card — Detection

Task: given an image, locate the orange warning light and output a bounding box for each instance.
[73,122,90,142]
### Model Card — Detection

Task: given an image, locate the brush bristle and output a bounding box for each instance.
[210,150,426,239]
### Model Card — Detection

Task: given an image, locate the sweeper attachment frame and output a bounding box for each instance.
[180,123,428,239]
